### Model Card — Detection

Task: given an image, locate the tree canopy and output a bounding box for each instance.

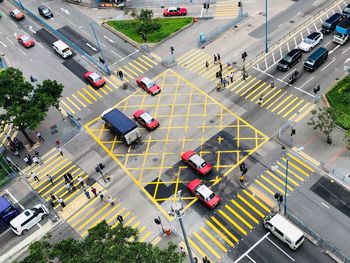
[18,220,182,263]
[0,67,63,145]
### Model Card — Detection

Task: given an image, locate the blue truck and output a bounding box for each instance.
[333,16,350,45]
[101,108,141,145]
[0,196,20,231]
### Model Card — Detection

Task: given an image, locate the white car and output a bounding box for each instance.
[10,204,49,235]
[298,32,323,52]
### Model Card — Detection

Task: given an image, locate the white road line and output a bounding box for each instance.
[264,58,268,70]
[272,52,276,63]
[80,29,90,37]
[341,46,350,54]
[103,35,114,43]
[18,48,27,56]
[266,237,295,262]
[321,202,330,209]
[112,49,140,65]
[281,68,296,81]
[234,233,270,262]
[246,254,256,263]
[299,75,315,89]
[99,42,106,48]
[319,18,323,24]
[6,37,14,45]
[67,19,77,27]
[287,42,290,52]
[338,5,343,12]
[332,9,335,15]
[10,20,18,27]
[78,25,83,29]
[0,41,7,47]
[0,31,3,35]
[20,29,26,35]
[279,47,283,59]
[256,63,260,70]
[36,42,43,48]
[5,189,24,209]
[294,37,298,47]
[30,58,34,62]
[300,32,303,40]
[329,44,340,54]
[0,229,11,237]
[314,23,318,31]
[307,27,310,35]
[111,50,122,58]
[321,57,336,71]
[325,13,329,19]
[324,39,334,47]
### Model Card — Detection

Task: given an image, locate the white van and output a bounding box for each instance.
[10,204,49,235]
[52,40,72,58]
[263,212,304,250]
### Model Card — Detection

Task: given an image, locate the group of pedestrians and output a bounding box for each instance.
[85,186,115,206]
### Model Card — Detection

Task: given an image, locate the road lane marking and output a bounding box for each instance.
[286,153,315,172]
[193,232,221,259]
[299,76,314,89]
[266,237,295,262]
[225,205,253,229]
[234,233,270,262]
[242,190,270,213]
[321,202,330,209]
[211,217,239,243]
[201,227,228,252]
[321,57,336,71]
[5,189,23,208]
[206,220,235,247]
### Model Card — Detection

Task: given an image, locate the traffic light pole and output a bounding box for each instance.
[90,23,111,76]
[265,0,268,53]
[284,156,289,215]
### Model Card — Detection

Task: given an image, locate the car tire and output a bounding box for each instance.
[21,229,28,235]
[41,214,48,220]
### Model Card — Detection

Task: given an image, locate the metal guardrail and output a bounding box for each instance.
[286,212,350,263]
[12,1,108,75]
[197,13,248,47]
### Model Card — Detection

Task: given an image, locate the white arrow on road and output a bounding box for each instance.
[60,8,70,15]
[103,35,114,43]
[86,43,97,52]
[28,26,36,34]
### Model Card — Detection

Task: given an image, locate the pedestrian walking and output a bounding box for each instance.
[229,72,234,83]
[50,193,57,201]
[217,53,221,61]
[36,131,45,142]
[23,156,31,166]
[55,139,60,147]
[258,95,264,105]
[205,61,209,69]
[107,196,115,205]
[58,197,66,208]
[194,257,198,263]
[240,175,245,184]
[180,246,186,257]
[14,138,22,150]
[117,215,124,225]
[91,187,97,197]
[203,256,211,263]
[213,54,217,64]
[99,191,104,201]
[47,174,53,184]
[31,172,39,182]
[33,156,40,164]
[219,62,222,72]
[66,183,71,193]
[270,78,275,88]
[84,189,91,199]
[57,147,63,156]
[66,172,73,182]
[34,151,39,157]
[77,176,84,188]
[63,174,70,184]
[25,154,33,164]
[70,181,76,191]
[5,133,12,143]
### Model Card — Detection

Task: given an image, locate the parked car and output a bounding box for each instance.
[298,32,323,52]
[163,7,187,16]
[181,150,212,176]
[17,34,35,48]
[9,8,25,20]
[136,76,161,95]
[321,13,344,34]
[277,49,302,71]
[187,179,221,209]
[304,47,328,72]
[133,109,159,131]
[343,4,350,17]
[38,5,53,19]
[84,71,106,88]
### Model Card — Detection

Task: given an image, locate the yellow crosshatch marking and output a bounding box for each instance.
[85,69,268,219]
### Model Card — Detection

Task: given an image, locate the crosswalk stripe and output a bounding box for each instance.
[124,216,136,226]
[132,60,149,71]
[142,55,158,65]
[218,210,247,235]
[251,85,274,103]
[61,100,75,114]
[261,89,281,106]
[122,66,138,78]
[225,205,253,229]
[244,82,266,99]
[77,202,111,231]
[87,85,103,98]
[107,207,126,225]
[198,62,217,75]
[235,77,256,93]
[31,152,61,174]
[277,97,298,115]
[98,87,109,95]
[187,53,208,69]
[108,76,122,89]
[281,157,310,177]
[283,100,303,118]
[104,84,113,92]
[211,217,239,243]
[113,211,131,228]
[239,79,262,96]
[271,94,293,113]
[83,87,97,101]
[206,220,234,247]
[72,94,86,108]
[265,170,294,191]
[77,91,92,104]
[230,200,259,224]
[132,221,140,229]
[294,103,315,123]
[64,173,89,202]
[129,62,144,74]
[189,238,207,258]
[181,52,204,67]
[177,49,200,64]
[261,175,284,193]
[273,165,301,186]
[138,225,146,234]
[193,232,221,259]
[242,190,270,213]
[35,160,72,190]
[255,180,275,196]
[265,92,286,110]
[201,227,228,252]
[68,197,100,224]
[140,231,152,242]
[286,153,314,172]
[66,97,81,111]
[137,57,153,68]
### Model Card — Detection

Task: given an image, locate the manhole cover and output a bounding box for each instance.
[232,61,237,65]
[152,157,159,162]
[289,20,295,24]
[50,125,57,130]
[210,119,215,124]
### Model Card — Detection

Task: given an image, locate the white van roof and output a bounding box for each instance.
[10,209,33,227]
[269,213,304,242]
[53,40,69,49]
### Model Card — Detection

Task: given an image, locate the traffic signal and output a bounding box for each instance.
[274,193,283,203]
[239,175,244,183]
[99,57,105,64]
[170,46,174,54]
[238,1,241,7]
[203,3,209,9]
[154,217,161,225]
[313,85,320,94]
[98,163,105,170]
[241,51,247,61]
[291,128,296,136]
[118,70,124,79]
[239,162,246,172]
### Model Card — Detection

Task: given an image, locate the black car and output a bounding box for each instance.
[277,49,302,71]
[321,13,344,34]
[38,5,53,19]
[343,4,350,17]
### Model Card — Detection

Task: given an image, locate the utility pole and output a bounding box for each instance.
[281,146,289,215]
[313,85,321,104]
[169,191,194,263]
[238,1,243,17]
[89,23,110,76]
[265,0,268,53]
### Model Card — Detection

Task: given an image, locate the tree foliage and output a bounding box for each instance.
[125,9,161,35]
[18,221,182,263]
[308,107,337,144]
[0,68,63,144]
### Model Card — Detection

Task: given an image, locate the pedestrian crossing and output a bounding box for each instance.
[214,0,239,19]
[188,152,314,261]
[23,148,154,241]
[177,49,315,122]
[60,55,158,115]
[0,123,18,149]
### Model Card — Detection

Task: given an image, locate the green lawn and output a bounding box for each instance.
[326,75,350,130]
[0,157,12,188]
[107,17,193,44]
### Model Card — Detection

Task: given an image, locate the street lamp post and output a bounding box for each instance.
[265,0,268,53]
[170,190,194,263]
[281,148,289,216]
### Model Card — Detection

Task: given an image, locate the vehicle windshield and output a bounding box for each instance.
[283,55,293,63]
[62,47,70,53]
[90,73,102,82]
[42,9,50,14]
[322,22,331,29]
[198,162,207,169]
[205,193,215,201]
[21,36,30,42]
[13,9,21,15]
[344,7,350,13]
[140,112,154,124]
[304,38,314,44]
[305,59,314,65]
[146,81,155,88]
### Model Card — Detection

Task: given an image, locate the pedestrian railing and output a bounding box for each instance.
[286,211,350,263]
[11,1,108,75]
[197,13,248,47]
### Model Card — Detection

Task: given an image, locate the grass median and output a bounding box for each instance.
[107,17,193,44]
[326,75,350,130]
